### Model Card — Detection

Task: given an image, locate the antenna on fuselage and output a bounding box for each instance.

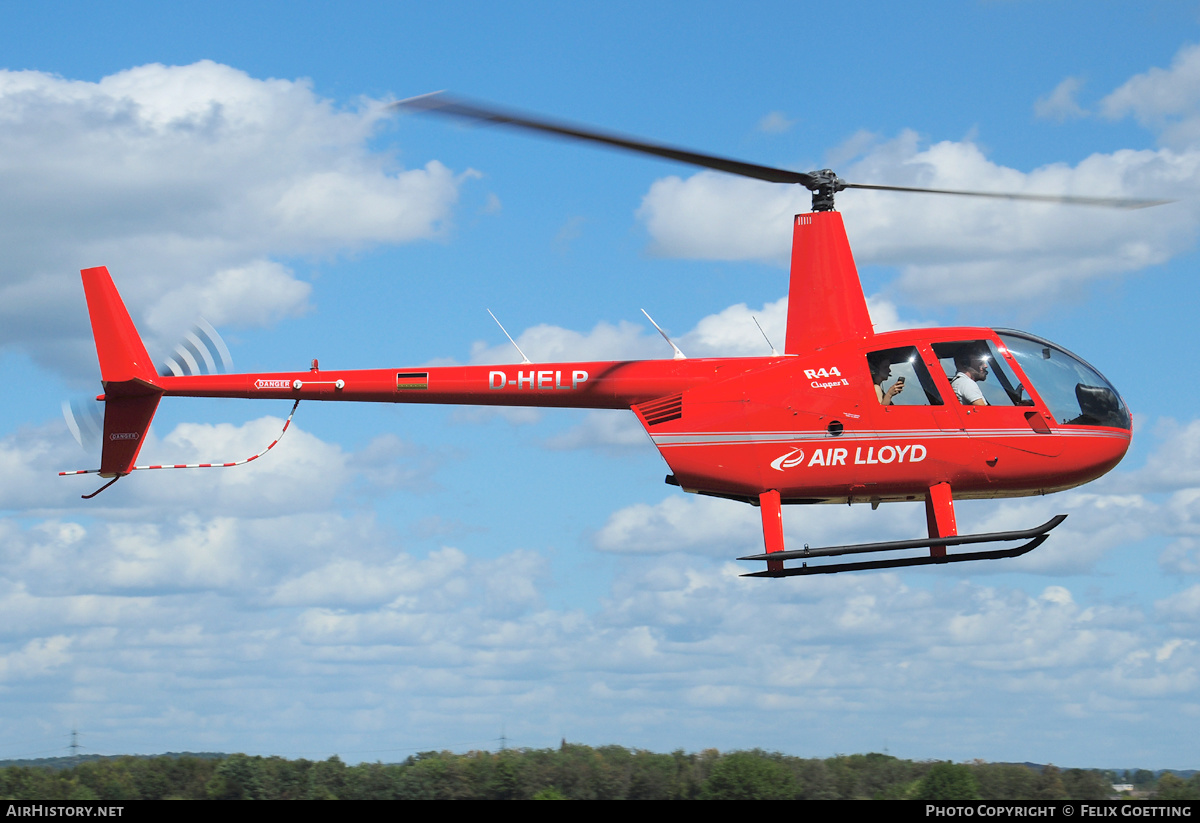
[488,309,532,364]
[641,309,686,360]
[753,315,779,357]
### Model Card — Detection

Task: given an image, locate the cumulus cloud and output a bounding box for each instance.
[757,111,795,134]
[0,635,72,682]
[542,410,648,454]
[635,45,1200,308]
[1125,418,1200,492]
[4,453,1200,760]
[1035,76,1088,122]
[142,260,311,336]
[636,133,1197,306]
[1101,43,1200,148]
[467,319,660,365]
[1160,538,1200,575]
[466,291,920,371]
[592,494,925,558]
[3,409,439,520]
[591,427,1189,575]
[678,297,787,357]
[0,61,462,369]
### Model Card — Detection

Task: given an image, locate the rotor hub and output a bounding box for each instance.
[805,169,848,212]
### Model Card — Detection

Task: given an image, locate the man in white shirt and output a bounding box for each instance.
[950,351,989,406]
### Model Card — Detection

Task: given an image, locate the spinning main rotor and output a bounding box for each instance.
[395,92,1167,212]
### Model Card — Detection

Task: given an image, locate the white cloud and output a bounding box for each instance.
[468,319,659,365]
[757,111,794,134]
[593,495,762,555]
[120,413,353,515]
[593,476,1166,576]
[637,172,804,262]
[635,132,1199,307]
[1102,43,1200,148]
[592,494,924,558]
[1125,418,1200,491]
[3,410,439,518]
[1035,77,1088,122]
[543,410,648,454]
[1160,538,1200,575]
[143,260,311,336]
[272,548,470,608]
[0,61,462,369]
[466,292,920,371]
[678,297,787,357]
[0,635,72,682]
[3,475,1199,761]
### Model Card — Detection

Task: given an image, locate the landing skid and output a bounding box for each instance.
[739,514,1067,578]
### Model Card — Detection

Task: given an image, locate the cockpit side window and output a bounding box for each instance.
[931,340,1030,408]
[867,346,943,406]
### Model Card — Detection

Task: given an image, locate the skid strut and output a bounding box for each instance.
[740,481,1066,577]
[739,515,1067,577]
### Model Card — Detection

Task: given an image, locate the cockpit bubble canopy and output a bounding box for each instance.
[997,331,1131,430]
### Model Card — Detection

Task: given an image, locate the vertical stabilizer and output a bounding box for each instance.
[81,266,158,385]
[783,212,874,354]
[80,267,162,477]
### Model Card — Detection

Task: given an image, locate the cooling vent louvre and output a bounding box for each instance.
[637,394,683,426]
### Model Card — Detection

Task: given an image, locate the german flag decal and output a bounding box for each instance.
[396,371,429,391]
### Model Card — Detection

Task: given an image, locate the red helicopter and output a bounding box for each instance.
[63,94,1160,577]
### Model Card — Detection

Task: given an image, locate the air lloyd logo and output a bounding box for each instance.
[771,443,927,471]
[489,369,589,390]
[255,379,292,389]
[109,432,139,441]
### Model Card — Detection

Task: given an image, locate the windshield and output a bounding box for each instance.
[997,331,1131,429]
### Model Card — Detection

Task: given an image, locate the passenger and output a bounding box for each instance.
[869,354,905,405]
[951,350,989,406]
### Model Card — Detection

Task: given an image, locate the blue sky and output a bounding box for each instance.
[2,1,1200,768]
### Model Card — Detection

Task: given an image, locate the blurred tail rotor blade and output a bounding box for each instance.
[159,318,233,377]
[62,397,103,451]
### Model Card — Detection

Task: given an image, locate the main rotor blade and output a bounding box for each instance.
[844,182,1171,210]
[394,92,816,187]
[395,92,1171,210]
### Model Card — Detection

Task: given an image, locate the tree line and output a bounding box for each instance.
[1,745,1196,800]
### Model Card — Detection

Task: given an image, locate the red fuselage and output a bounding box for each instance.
[155,322,1130,507]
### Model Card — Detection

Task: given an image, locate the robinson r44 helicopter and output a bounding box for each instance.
[62,94,1163,577]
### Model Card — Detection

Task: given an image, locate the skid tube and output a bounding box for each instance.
[738,514,1067,578]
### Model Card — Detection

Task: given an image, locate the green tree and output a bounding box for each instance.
[699,751,798,800]
[1155,772,1200,800]
[916,762,981,801]
[1062,768,1112,800]
[974,763,1036,800]
[1034,764,1068,801]
[206,754,263,800]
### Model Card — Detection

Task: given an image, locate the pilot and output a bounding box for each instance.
[868,354,905,406]
[951,350,989,406]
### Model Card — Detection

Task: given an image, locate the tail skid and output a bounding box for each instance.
[59,400,301,497]
[63,267,296,497]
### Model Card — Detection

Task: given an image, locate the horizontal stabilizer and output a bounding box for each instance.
[99,394,161,477]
